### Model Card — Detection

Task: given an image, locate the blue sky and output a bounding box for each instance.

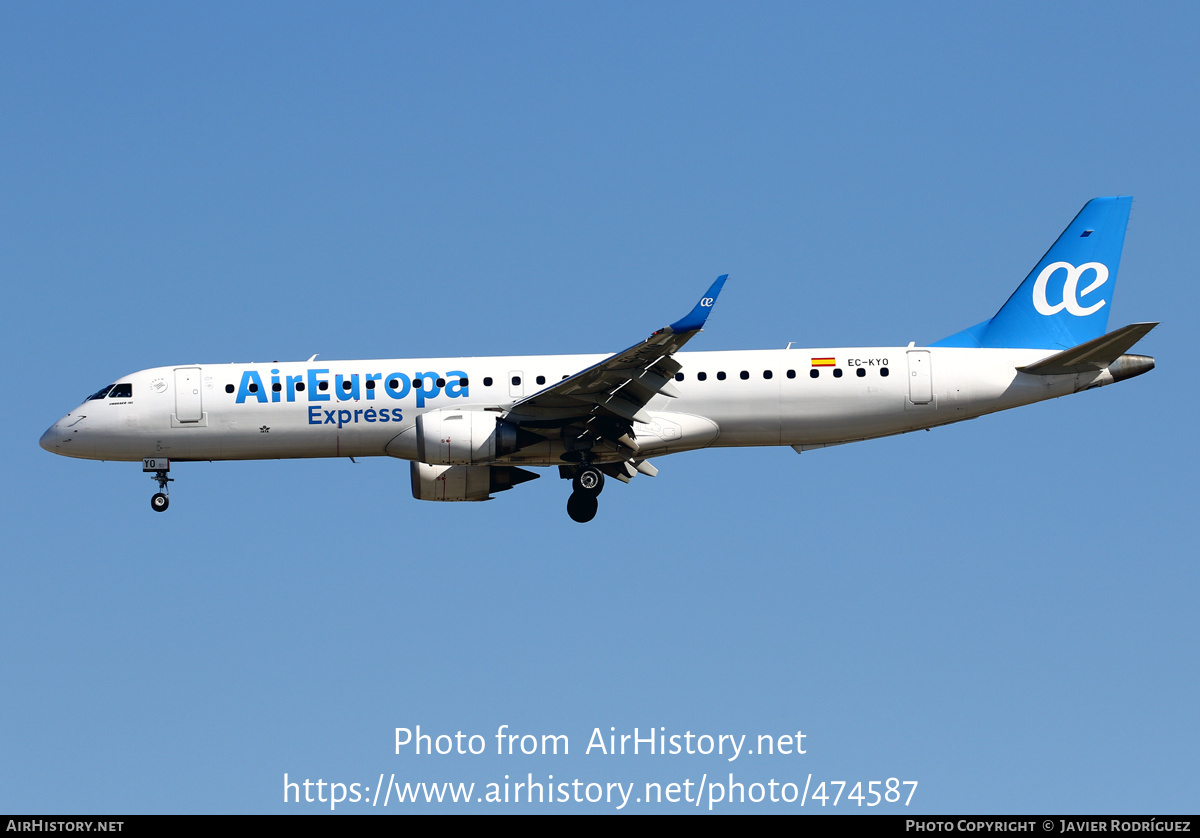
[2,1,1196,813]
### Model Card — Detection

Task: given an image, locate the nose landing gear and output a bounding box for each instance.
[143,458,172,512]
[566,464,604,523]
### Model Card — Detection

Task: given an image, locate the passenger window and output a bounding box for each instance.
[536,375,546,385]
[810,369,819,379]
[366,380,375,390]
[318,381,329,391]
[880,368,890,377]
[512,376,521,386]
[856,368,866,377]
[436,378,446,388]
[109,383,132,398]
[225,384,235,394]
[833,369,843,378]
[296,382,306,391]
[717,371,727,381]
[739,371,749,380]
[273,382,282,391]
[697,372,707,381]
[786,369,796,379]
[483,377,493,386]
[763,370,773,379]
[675,373,684,381]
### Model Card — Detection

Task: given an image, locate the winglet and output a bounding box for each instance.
[669,275,727,333]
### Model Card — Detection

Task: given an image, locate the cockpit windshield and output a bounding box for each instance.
[84,383,133,401]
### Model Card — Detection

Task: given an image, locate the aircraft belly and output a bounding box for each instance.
[489,413,720,465]
[702,410,781,445]
[777,379,910,445]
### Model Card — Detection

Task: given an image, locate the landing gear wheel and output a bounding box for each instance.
[572,465,605,496]
[148,467,173,512]
[566,491,598,523]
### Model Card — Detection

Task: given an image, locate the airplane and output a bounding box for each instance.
[40,197,1156,523]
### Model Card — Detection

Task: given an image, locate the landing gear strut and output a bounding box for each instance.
[566,464,604,523]
[144,457,172,512]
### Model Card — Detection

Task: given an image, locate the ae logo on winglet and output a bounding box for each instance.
[1032,261,1109,317]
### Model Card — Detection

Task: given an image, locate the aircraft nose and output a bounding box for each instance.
[40,413,96,458]
[40,421,63,453]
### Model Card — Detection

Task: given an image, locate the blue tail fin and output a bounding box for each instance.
[932,197,1132,350]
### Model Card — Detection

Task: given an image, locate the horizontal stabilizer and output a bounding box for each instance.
[1018,322,1158,375]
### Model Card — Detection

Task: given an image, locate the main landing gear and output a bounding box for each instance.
[566,465,605,523]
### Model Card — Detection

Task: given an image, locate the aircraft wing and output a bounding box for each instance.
[503,276,726,442]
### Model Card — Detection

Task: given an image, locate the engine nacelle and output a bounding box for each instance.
[387,409,524,465]
[410,462,538,502]
[416,409,522,464]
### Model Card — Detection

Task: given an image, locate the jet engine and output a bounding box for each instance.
[386,409,531,465]
[410,462,538,502]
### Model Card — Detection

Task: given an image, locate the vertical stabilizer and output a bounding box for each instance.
[933,197,1132,349]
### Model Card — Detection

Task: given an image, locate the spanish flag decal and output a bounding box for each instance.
[811,357,836,367]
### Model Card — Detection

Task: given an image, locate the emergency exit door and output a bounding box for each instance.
[907,351,932,404]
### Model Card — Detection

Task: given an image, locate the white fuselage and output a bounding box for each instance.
[40,346,1105,466]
